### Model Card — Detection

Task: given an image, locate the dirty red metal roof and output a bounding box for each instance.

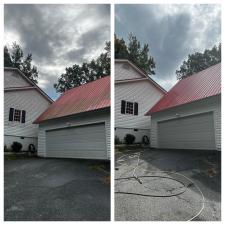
[146,63,221,115]
[35,76,110,123]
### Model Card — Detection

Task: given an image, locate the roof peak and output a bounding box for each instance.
[4,67,53,103]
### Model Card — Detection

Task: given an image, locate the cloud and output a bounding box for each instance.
[4,4,110,99]
[115,4,221,90]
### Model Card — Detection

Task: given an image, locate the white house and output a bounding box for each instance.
[34,76,110,160]
[4,68,53,151]
[145,63,221,150]
[115,59,166,143]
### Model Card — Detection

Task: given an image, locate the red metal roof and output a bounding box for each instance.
[34,76,110,123]
[146,63,221,115]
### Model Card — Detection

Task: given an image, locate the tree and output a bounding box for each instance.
[115,35,129,59]
[4,42,39,84]
[176,43,221,80]
[54,41,111,93]
[11,42,23,69]
[115,33,156,76]
[21,54,39,84]
[4,46,13,67]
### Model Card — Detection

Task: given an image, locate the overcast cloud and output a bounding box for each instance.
[4,4,110,99]
[115,4,221,90]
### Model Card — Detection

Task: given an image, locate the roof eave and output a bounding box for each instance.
[33,106,110,124]
[145,93,221,116]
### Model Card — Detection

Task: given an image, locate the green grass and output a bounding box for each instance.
[4,152,36,160]
[89,162,109,174]
[4,154,19,160]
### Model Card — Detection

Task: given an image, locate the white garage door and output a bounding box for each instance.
[46,123,107,159]
[158,112,216,150]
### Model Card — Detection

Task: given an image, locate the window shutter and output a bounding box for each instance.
[134,102,138,115]
[9,108,14,121]
[21,110,26,123]
[121,100,126,114]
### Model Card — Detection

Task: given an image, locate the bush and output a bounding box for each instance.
[124,134,135,145]
[142,135,150,145]
[115,136,120,145]
[11,142,23,152]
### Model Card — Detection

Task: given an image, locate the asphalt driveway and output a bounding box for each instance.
[115,148,221,221]
[4,157,110,221]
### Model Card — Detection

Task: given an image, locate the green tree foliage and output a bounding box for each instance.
[21,54,38,84]
[4,46,13,67]
[115,33,156,76]
[54,41,110,93]
[176,43,221,80]
[11,42,23,69]
[4,42,39,84]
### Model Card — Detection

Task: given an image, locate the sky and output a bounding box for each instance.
[4,4,110,100]
[115,4,221,91]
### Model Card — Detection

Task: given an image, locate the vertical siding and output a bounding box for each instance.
[38,110,110,159]
[115,81,164,130]
[115,61,145,80]
[151,95,221,150]
[4,70,32,88]
[105,115,110,158]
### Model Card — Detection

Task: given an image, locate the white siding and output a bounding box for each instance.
[115,128,149,143]
[4,70,32,88]
[4,89,51,150]
[150,95,221,150]
[38,110,110,159]
[115,61,145,80]
[5,136,37,151]
[115,81,164,130]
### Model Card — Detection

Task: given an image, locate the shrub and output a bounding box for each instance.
[11,142,23,152]
[115,136,120,145]
[142,135,150,145]
[124,134,135,145]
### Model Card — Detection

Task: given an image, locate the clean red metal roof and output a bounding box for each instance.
[146,63,221,115]
[35,76,110,123]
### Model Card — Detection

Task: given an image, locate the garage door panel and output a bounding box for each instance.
[46,150,106,159]
[46,123,106,159]
[158,112,216,150]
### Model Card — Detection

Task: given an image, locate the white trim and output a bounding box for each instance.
[5,86,36,91]
[115,77,148,84]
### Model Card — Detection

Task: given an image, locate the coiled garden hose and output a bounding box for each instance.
[115,151,205,221]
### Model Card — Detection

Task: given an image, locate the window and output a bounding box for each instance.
[121,100,138,116]
[14,109,21,122]
[126,101,134,114]
[9,108,26,123]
